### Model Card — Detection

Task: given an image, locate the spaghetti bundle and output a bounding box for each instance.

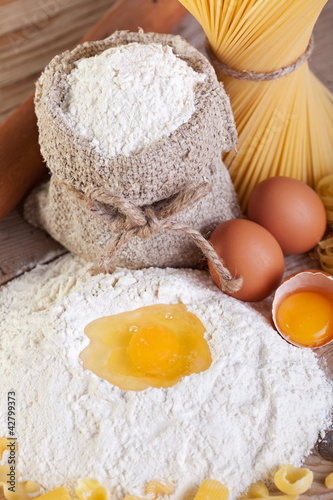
[178,0,333,210]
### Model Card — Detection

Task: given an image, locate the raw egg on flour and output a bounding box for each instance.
[272,270,333,348]
[80,304,212,391]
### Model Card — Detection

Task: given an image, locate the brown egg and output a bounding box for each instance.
[247,177,327,255]
[208,219,284,301]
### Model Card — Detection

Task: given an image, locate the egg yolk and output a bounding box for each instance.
[80,303,212,391]
[129,325,180,375]
[276,290,333,347]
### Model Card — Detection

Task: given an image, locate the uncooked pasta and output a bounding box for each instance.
[317,174,333,274]
[317,175,333,226]
[178,0,333,210]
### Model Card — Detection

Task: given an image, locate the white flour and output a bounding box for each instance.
[0,255,332,500]
[64,43,205,157]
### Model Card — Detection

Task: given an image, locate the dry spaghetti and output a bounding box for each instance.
[178,0,333,210]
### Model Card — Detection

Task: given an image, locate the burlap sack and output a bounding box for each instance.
[25,31,242,292]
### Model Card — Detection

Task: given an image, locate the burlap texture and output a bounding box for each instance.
[25,31,241,272]
[33,30,237,205]
[25,157,241,269]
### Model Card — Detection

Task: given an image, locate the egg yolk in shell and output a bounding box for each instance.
[80,303,212,391]
[275,289,333,348]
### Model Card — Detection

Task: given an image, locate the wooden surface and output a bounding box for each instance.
[0,1,332,499]
[0,0,115,124]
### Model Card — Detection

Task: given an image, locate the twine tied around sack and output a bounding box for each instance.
[66,180,243,294]
[205,35,314,82]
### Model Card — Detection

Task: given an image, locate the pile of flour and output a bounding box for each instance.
[64,43,205,157]
[0,255,332,500]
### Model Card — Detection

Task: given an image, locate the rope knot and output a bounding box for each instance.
[65,180,243,295]
[136,206,161,238]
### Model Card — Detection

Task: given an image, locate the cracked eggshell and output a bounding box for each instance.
[272,269,333,348]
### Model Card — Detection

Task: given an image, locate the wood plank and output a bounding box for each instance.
[0,0,110,36]
[0,208,66,285]
[0,0,116,122]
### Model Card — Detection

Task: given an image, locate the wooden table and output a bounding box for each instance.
[0,1,332,499]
